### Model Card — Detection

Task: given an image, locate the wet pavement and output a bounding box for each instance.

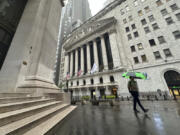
[47,101,180,135]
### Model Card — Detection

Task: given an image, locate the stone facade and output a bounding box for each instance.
[60,0,180,99]
[55,0,92,85]
[0,0,65,95]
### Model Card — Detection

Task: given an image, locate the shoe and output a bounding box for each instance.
[144,109,149,113]
[134,110,140,113]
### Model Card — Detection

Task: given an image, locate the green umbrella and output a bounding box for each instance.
[122,72,147,80]
[172,86,180,89]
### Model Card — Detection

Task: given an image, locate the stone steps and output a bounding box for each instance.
[0,101,62,127]
[0,98,56,113]
[0,104,73,135]
[0,93,32,98]
[24,106,77,135]
[0,93,75,135]
[0,96,42,104]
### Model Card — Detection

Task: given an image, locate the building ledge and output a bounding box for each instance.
[64,67,126,81]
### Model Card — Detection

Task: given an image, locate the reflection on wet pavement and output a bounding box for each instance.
[47,101,180,135]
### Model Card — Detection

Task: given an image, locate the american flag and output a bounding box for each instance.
[66,72,70,79]
[77,69,82,76]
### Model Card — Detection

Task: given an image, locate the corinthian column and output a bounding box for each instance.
[75,49,78,76]
[87,44,91,74]
[81,47,84,74]
[109,31,121,68]
[100,36,108,70]
[93,40,99,72]
[70,52,73,77]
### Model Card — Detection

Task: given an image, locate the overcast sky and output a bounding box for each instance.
[88,0,106,15]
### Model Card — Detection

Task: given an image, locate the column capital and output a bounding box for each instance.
[108,28,117,35]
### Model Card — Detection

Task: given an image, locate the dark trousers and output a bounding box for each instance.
[130,91,145,112]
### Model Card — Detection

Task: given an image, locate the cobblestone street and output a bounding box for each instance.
[47,101,180,135]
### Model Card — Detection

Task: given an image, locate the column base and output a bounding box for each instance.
[17,76,60,96]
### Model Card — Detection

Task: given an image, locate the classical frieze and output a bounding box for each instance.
[63,17,117,51]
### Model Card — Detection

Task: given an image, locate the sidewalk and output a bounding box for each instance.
[47,101,180,135]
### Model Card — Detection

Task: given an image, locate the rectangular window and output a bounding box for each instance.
[125,27,130,32]
[134,31,139,38]
[163,49,172,57]
[141,55,147,62]
[148,15,155,22]
[133,57,139,64]
[137,43,144,50]
[153,51,161,59]
[127,34,132,40]
[165,17,174,25]
[144,6,150,13]
[123,19,127,24]
[175,13,180,21]
[149,39,156,46]
[172,30,180,39]
[131,46,136,52]
[152,23,160,30]
[156,0,163,6]
[129,15,133,21]
[141,19,147,25]
[131,24,136,29]
[144,26,151,33]
[170,4,179,12]
[161,9,168,16]
[138,10,143,16]
[158,36,166,44]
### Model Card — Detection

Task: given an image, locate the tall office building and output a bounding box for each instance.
[61,0,92,40]
[54,0,92,85]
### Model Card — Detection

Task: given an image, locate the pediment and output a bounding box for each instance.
[63,17,117,50]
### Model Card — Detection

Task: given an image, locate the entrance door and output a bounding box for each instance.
[164,70,180,99]
[90,89,95,100]
[100,88,105,99]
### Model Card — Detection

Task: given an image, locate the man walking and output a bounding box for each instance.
[128,77,149,113]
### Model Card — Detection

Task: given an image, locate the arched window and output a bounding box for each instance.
[100,77,103,84]
[164,70,180,88]
[110,76,115,83]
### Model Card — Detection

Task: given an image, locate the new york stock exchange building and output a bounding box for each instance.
[60,0,180,100]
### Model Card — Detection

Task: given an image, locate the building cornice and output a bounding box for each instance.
[133,60,180,71]
[63,67,126,81]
